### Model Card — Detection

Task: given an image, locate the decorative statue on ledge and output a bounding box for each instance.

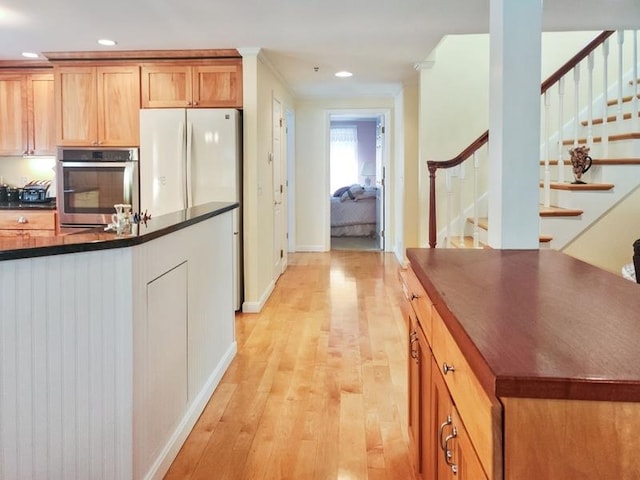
[569,145,593,184]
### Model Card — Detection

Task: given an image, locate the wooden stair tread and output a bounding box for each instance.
[562,132,640,146]
[539,205,583,217]
[544,182,615,191]
[449,236,491,249]
[541,158,640,166]
[581,111,640,126]
[468,217,552,243]
[607,93,640,107]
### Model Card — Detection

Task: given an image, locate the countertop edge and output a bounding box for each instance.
[0,201,239,261]
[406,248,640,403]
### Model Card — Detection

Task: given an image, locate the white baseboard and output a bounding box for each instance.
[242,279,276,313]
[295,244,326,252]
[145,342,238,480]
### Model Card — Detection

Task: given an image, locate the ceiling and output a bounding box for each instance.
[0,0,638,99]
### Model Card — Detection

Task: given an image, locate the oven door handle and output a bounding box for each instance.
[59,161,131,168]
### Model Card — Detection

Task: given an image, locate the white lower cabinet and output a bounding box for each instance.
[0,210,237,480]
[145,262,188,464]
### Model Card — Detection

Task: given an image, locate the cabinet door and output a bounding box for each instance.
[96,66,140,146]
[432,356,488,480]
[146,262,188,460]
[0,75,28,155]
[192,62,242,107]
[432,356,456,480]
[140,65,191,108]
[407,306,421,472]
[418,328,435,480]
[27,74,55,155]
[450,409,488,480]
[55,67,98,146]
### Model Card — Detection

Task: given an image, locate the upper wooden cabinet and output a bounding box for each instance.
[54,65,140,146]
[0,72,55,156]
[141,60,242,108]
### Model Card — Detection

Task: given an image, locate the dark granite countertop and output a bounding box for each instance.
[0,201,238,261]
[0,200,56,210]
[407,248,640,402]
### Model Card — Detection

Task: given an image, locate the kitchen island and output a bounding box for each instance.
[0,201,239,480]
[404,248,640,479]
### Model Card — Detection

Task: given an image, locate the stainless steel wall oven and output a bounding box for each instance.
[57,147,139,226]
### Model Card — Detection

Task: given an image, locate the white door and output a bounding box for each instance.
[375,117,385,250]
[139,109,187,217]
[272,97,284,278]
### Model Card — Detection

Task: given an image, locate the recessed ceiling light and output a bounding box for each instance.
[21,52,39,58]
[97,39,117,46]
[335,71,353,78]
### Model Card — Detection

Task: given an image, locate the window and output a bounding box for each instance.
[330,126,358,193]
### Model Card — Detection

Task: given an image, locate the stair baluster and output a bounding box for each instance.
[617,31,625,122]
[445,169,453,247]
[458,163,466,246]
[573,65,581,149]
[602,38,610,158]
[557,77,566,183]
[587,52,595,148]
[633,30,639,132]
[473,151,480,248]
[543,91,552,207]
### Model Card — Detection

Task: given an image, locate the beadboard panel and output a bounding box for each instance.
[0,211,236,480]
[131,212,236,480]
[0,249,134,480]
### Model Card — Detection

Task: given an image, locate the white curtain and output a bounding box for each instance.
[330,126,358,193]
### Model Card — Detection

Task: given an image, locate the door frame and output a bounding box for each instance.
[325,108,391,252]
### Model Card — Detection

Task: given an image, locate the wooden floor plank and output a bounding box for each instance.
[165,251,417,480]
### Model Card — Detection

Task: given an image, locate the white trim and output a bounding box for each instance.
[144,342,237,480]
[242,279,276,313]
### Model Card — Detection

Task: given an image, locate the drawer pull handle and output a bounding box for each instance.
[442,363,456,375]
[438,415,452,449]
[443,426,458,474]
[410,332,419,362]
[17,216,28,224]
[410,293,420,300]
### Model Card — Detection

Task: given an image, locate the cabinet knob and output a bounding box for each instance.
[193,101,198,106]
[442,363,456,375]
[17,216,28,224]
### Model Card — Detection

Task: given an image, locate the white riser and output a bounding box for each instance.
[541,164,640,249]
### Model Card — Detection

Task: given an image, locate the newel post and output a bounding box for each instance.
[427,161,438,248]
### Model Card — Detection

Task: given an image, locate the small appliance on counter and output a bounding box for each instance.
[21,180,53,203]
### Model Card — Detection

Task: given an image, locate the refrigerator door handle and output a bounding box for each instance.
[186,121,194,208]
[179,121,187,210]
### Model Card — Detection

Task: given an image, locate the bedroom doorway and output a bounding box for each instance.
[329,112,386,251]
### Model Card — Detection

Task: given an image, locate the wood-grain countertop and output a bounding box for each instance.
[407,248,640,402]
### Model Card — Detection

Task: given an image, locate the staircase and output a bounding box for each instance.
[429,30,640,256]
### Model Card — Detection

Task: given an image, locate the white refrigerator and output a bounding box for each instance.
[139,108,242,310]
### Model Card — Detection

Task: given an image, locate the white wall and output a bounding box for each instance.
[294,97,395,252]
[417,31,603,246]
[0,156,55,188]
[241,50,295,312]
[563,187,640,274]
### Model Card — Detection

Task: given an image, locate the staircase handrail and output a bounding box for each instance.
[426,30,615,248]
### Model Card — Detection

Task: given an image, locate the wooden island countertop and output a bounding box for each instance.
[407,248,640,402]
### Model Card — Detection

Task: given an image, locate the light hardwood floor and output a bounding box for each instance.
[165,251,416,480]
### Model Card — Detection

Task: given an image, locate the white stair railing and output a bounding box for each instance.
[428,30,640,249]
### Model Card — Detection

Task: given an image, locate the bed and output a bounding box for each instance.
[330,185,378,237]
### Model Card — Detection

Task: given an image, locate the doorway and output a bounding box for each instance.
[328,112,386,251]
